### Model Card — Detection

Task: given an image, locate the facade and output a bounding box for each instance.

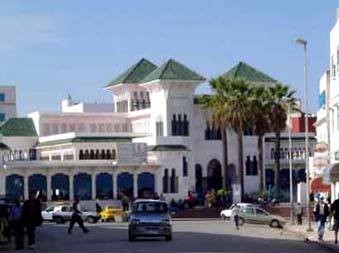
[0,59,314,203]
[0,86,17,122]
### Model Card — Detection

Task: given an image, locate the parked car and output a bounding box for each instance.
[128,199,172,241]
[238,206,286,228]
[52,205,100,224]
[100,203,125,222]
[220,203,256,220]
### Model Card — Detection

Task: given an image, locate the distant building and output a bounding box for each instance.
[0,86,16,122]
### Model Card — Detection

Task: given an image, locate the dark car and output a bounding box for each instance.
[128,199,172,241]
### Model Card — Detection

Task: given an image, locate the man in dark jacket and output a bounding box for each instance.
[314,198,330,241]
[331,196,339,244]
[22,191,42,249]
[68,197,89,234]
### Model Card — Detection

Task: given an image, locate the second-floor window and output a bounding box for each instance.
[245,156,258,176]
[205,124,221,140]
[171,114,189,136]
[0,113,5,122]
[0,93,5,102]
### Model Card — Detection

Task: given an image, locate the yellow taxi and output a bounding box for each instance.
[100,205,125,222]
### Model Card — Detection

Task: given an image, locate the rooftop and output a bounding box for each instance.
[0,118,37,137]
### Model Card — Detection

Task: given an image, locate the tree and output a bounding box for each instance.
[206,77,252,200]
[250,86,270,193]
[200,93,229,190]
[266,83,295,192]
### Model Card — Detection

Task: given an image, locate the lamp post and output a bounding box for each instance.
[295,37,312,231]
[286,100,294,225]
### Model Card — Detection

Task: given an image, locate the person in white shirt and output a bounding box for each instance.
[231,204,240,230]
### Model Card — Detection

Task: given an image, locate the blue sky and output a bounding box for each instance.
[0,0,337,115]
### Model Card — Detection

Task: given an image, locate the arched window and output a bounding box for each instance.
[84,150,90,159]
[90,150,95,159]
[100,149,106,159]
[138,172,154,198]
[6,174,24,200]
[51,173,69,200]
[252,156,258,175]
[117,172,134,199]
[170,169,178,193]
[95,150,100,160]
[79,150,84,160]
[96,173,113,199]
[246,156,251,175]
[74,173,92,200]
[183,156,188,177]
[29,174,47,201]
[163,169,169,193]
[106,150,111,159]
[183,114,189,136]
[171,115,177,136]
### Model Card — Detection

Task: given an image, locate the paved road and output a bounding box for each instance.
[29,221,329,253]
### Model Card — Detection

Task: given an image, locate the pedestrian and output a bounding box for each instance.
[9,199,24,250]
[314,198,330,241]
[232,204,240,229]
[68,197,89,234]
[121,194,129,211]
[331,195,339,244]
[295,202,303,225]
[22,191,43,249]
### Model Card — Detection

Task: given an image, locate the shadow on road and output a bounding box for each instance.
[32,224,329,253]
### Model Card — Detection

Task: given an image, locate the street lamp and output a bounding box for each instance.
[295,37,312,231]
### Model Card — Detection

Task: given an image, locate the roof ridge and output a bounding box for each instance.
[123,58,146,83]
[159,59,172,80]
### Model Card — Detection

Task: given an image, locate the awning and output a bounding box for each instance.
[311,177,331,193]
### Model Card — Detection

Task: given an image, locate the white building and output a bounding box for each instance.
[0,59,313,203]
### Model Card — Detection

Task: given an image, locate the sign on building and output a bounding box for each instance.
[116,143,147,166]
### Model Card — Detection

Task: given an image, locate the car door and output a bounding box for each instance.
[254,208,271,225]
[240,207,255,224]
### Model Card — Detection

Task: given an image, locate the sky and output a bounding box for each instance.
[0,0,337,116]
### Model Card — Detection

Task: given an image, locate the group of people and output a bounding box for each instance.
[2,192,43,250]
[313,196,339,243]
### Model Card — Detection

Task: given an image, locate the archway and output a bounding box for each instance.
[29,174,47,201]
[117,172,133,199]
[74,173,92,200]
[279,169,290,191]
[96,173,113,199]
[195,164,203,199]
[207,159,222,191]
[51,173,69,200]
[138,172,154,198]
[6,174,24,200]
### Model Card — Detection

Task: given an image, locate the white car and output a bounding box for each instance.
[220,203,256,220]
[41,205,67,221]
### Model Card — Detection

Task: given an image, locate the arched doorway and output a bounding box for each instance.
[279,169,290,191]
[195,164,203,199]
[6,174,24,200]
[29,174,47,201]
[51,173,69,200]
[74,173,92,200]
[117,172,133,198]
[96,173,113,199]
[138,172,154,198]
[207,159,222,191]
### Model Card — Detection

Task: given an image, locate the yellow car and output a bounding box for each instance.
[100,205,125,222]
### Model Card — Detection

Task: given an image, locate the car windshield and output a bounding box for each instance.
[132,202,168,214]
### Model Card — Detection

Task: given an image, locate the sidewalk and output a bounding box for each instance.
[285,223,339,252]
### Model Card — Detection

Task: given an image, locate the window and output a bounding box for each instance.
[255,208,268,216]
[163,169,169,193]
[0,113,5,122]
[242,207,255,216]
[183,156,188,177]
[0,93,5,102]
[156,115,163,137]
[246,156,258,176]
[172,114,189,136]
[170,169,178,193]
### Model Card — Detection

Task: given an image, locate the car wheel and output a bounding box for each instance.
[55,217,64,224]
[270,220,280,228]
[238,217,245,226]
[86,216,96,224]
[166,234,172,241]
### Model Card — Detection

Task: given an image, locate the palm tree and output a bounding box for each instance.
[266,83,295,192]
[200,93,229,189]
[250,86,270,193]
[206,77,252,200]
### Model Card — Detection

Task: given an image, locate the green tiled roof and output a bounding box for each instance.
[141,59,206,83]
[0,118,37,137]
[148,145,190,152]
[221,61,276,83]
[37,137,131,147]
[106,58,157,87]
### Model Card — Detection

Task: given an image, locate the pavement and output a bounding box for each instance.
[3,220,331,253]
[285,223,339,252]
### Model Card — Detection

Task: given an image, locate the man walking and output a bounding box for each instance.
[314,198,330,241]
[23,191,43,249]
[331,196,339,244]
[68,197,89,234]
[231,204,240,230]
[9,199,24,250]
